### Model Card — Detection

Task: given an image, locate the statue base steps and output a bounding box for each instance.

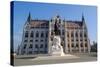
[52,51,65,56]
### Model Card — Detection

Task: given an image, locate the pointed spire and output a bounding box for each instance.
[82,13,85,22]
[27,12,31,23]
[82,13,87,29]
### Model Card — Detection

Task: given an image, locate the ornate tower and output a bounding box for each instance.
[82,14,90,53]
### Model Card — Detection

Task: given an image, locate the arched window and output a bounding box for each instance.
[68,44,70,47]
[67,32,69,37]
[23,44,27,49]
[71,32,74,37]
[45,44,47,48]
[76,39,78,41]
[76,32,78,37]
[36,31,39,37]
[71,43,74,47]
[30,40,33,42]
[41,32,44,38]
[46,31,48,37]
[81,43,83,47]
[80,32,82,37]
[30,31,34,37]
[35,39,38,42]
[25,31,28,37]
[24,40,28,42]
[35,44,38,48]
[29,44,33,48]
[85,38,87,41]
[84,33,87,37]
[40,44,43,48]
[85,43,87,47]
[76,43,78,47]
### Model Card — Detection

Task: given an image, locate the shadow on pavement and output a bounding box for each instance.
[16,57,37,59]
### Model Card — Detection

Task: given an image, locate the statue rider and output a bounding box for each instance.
[54,20,60,35]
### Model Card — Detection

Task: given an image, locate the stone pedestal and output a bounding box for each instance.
[51,36,65,56]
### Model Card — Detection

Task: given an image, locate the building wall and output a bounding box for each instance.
[65,27,90,53]
[18,28,49,55]
[17,15,90,55]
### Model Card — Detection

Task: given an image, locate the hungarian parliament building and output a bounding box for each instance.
[17,13,90,55]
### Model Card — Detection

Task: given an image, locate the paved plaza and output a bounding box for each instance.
[14,52,97,66]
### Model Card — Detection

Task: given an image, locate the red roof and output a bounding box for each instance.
[65,21,83,29]
[29,20,49,28]
[28,20,83,29]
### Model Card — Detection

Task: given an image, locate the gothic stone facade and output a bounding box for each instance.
[17,14,90,55]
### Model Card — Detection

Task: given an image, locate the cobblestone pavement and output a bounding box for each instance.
[14,53,97,66]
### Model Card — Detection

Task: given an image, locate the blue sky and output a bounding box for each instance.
[12,1,97,51]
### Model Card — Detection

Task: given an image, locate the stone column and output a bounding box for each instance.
[33,30,35,54]
[73,30,76,52]
[78,30,81,53]
[85,29,90,53]
[87,38,90,53]
[65,29,68,53]
[83,30,86,53]
[48,22,52,55]
[69,30,72,53]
